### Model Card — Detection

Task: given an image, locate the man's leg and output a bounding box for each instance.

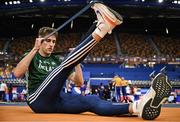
[57,92,129,116]
[27,3,123,113]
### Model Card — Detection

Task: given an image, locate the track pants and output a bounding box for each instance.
[27,23,129,115]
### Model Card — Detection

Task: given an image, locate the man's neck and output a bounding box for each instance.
[38,50,50,57]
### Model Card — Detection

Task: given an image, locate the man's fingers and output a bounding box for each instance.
[36,37,44,43]
[34,38,44,50]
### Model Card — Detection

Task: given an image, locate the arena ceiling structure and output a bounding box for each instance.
[0,0,180,38]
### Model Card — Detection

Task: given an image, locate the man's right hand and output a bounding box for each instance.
[33,38,44,51]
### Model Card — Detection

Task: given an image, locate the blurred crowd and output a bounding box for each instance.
[120,33,157,57]
[0,33,179,59]
[0,64,15,79]
[154,36,180,57]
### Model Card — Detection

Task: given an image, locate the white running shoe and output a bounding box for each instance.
[136,73,172,120]
[92,3,123,34]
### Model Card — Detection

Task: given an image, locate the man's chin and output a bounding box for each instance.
[45,52,52,56]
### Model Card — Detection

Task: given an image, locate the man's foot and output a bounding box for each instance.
[92,3,123,34]
[134,73,172,120]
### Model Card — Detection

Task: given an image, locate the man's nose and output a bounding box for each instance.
[50,41,54,46]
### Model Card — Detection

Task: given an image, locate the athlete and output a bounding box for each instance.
[14,3,172,120]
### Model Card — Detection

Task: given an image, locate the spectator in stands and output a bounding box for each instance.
[104,87,110,100]
[108,80,116,102]
[21,88,27,102]
[7,83,13,102]
[12,88,18,102]
[0,81,7,101]
[98,82,105,99]
[0,67,6,78]
[125,81,134,103]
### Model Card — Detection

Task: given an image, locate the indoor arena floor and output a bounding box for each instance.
[0,104,180,122]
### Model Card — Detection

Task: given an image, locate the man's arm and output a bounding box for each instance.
[13,38,42,78]
[68,64,84,86]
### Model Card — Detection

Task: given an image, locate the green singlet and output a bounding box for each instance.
[25,52,61,94]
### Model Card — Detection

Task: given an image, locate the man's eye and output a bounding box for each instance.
[46,39,51,42]
[52,40,56,43]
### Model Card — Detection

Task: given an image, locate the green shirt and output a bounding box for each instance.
[27,52,61,94]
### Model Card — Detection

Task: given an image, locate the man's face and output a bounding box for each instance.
[40,35,56,56]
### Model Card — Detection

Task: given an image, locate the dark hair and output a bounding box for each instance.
[38,27,58,38]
